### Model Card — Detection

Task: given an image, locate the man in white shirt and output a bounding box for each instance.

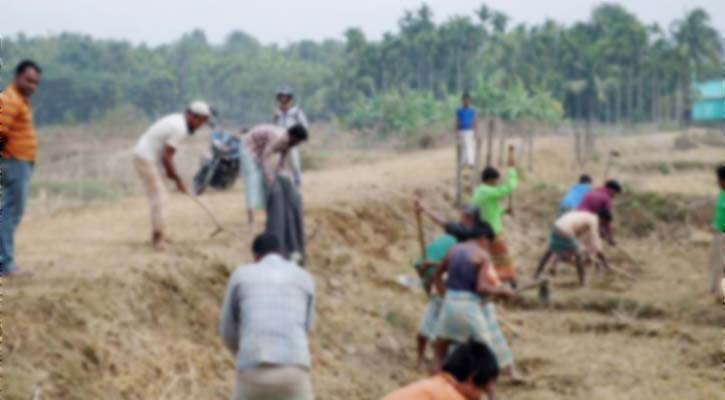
[219,233,315,400]
[133,101,211,248]
[274,87,308,187]
[534,209,613,286]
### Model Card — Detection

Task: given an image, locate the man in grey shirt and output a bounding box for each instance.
[273,86,308,187]
[219,233,315,400]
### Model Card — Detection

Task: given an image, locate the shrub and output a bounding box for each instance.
[673,134,698,151]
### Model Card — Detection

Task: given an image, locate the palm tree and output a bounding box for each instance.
[671,8,723,125]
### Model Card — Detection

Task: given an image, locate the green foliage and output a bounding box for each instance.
[344,91,456,137]
[0,4,721,134]
[654,162,672,175]
[618,190,687,235]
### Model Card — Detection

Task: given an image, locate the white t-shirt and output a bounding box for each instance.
[275,105,308,129]
[133,114,190,162]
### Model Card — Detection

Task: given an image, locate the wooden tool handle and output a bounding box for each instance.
[415,204,427,264]
[514,278,546,294]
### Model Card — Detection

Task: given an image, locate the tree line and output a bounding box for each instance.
[0,3,722,133]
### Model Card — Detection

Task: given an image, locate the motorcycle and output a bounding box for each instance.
[193,130,241,195]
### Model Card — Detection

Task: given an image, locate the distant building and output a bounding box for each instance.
[692,80,725,123]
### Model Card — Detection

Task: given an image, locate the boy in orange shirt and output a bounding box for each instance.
[381,341,499,400]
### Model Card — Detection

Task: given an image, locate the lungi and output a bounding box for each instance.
[490,235,516,282]
[266,176,305,262]
[419,296,442,340]
[240,143,266,210]
[549,229,579,254]
[433,290,513,367]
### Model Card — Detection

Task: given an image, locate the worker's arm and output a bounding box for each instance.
[261,137,284,185]
[0,93,16,151]
[414,199,447,228]
[296,108,309,129]
[589,225,614,272]
[218,273,241,355]
[471,170,518,209]
[273,107,281,124]
[420,261,440,296]
[161,145,187,194]
[476,253,514,298]
[595,251,612,272]
[491,168,518,200]
[433,252,451,298]
[602,198,616,245]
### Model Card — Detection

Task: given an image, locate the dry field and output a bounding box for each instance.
[2,128,723,399]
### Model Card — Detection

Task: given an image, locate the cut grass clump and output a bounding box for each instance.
[673,134,698,151]
[618,190,687,236]
[31,179,125,201]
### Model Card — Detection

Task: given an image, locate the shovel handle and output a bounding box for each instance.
[188,194,224,230]
[415,203,427,264]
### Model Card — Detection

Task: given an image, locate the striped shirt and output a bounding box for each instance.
[0,84,37,161]
[219,254,315,370]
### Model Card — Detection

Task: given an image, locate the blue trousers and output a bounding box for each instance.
[0,158,33,275]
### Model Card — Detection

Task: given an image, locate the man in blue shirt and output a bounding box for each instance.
[559,174,592,214]
[456,93,477,169]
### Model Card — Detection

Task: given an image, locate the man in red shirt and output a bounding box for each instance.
[576,180,622,245]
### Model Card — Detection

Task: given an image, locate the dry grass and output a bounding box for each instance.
[3,128,722,399]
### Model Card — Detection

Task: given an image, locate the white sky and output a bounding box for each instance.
[3,0,724,45]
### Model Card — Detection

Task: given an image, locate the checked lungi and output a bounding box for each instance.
[419,296,442,340]
[240,142,266,210]
[549,229,579,254]
[433,290,513,367]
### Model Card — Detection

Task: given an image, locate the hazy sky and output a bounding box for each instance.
[3,0,724,45]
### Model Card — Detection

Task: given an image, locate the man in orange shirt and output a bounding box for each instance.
[0,60,42,277]
[381,341,500,400]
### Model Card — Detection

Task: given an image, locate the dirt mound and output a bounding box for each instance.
[4,134,722,400]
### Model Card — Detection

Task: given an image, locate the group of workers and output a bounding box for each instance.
[131,86,310,263]
[2,59,725,400]
[385,93,630,399]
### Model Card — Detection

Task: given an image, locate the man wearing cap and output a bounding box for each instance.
[133,101,211,248]
[273,87,308,187]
